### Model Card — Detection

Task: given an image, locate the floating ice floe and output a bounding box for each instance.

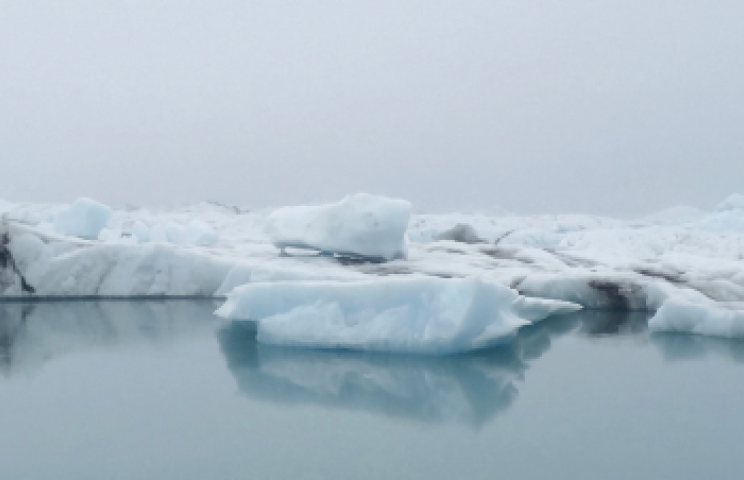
[216,277,582,354]
[53,198,112,240]
[649,300,744,338]
[265,193,411,261]
[2,193,744,345]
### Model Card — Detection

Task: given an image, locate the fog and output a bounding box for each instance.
[2,1,743,215]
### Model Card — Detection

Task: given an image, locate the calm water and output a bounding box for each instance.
[1,301,743,479]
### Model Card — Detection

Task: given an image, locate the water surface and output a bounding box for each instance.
[1,302,743,479]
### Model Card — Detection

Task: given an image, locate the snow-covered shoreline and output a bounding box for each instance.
[2,194,743,347]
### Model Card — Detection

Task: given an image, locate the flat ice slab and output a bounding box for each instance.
[265,194,411,261]
[216,277,581,354]
[649,300,744,338]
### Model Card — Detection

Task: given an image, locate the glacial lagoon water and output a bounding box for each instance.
[1,301,743,479]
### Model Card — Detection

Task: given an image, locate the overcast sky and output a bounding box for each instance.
[2,1,743,215]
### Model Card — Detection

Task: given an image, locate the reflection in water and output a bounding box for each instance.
[0,300,220,375]
[3,300,743,429]
[221,309,742,427]
[651,332,744,363]
[218,314,582,428]
[573,309,652,337]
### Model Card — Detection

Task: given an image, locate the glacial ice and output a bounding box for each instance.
[265,193,411,261]
[2,193,744,345]
[53,198,112,240]
[1,222,233,297]
[216,277,581,354]
[649,300,744,338]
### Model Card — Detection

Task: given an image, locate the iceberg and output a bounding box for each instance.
[53,198,112,240]
[265,193,411,261]
[2,192,744,347]
[0,222,233,297]
[648,300,744,339]
[215,277,581,354]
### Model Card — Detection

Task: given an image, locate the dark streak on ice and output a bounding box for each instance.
[361,266,414,276]
[634,268,685,285]
[492,229,515,246]
[545,250,598,268]
[0,232,35,294]
[336,256,379,266]
[587,280,636,310]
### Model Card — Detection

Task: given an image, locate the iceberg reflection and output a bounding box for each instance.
[0,300,220,375]
[218,316,578,428]
[573,309,652,337]
[4,299,736,430]
[650,332,744,363]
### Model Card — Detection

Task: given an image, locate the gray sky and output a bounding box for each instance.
[2,1,743,215]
